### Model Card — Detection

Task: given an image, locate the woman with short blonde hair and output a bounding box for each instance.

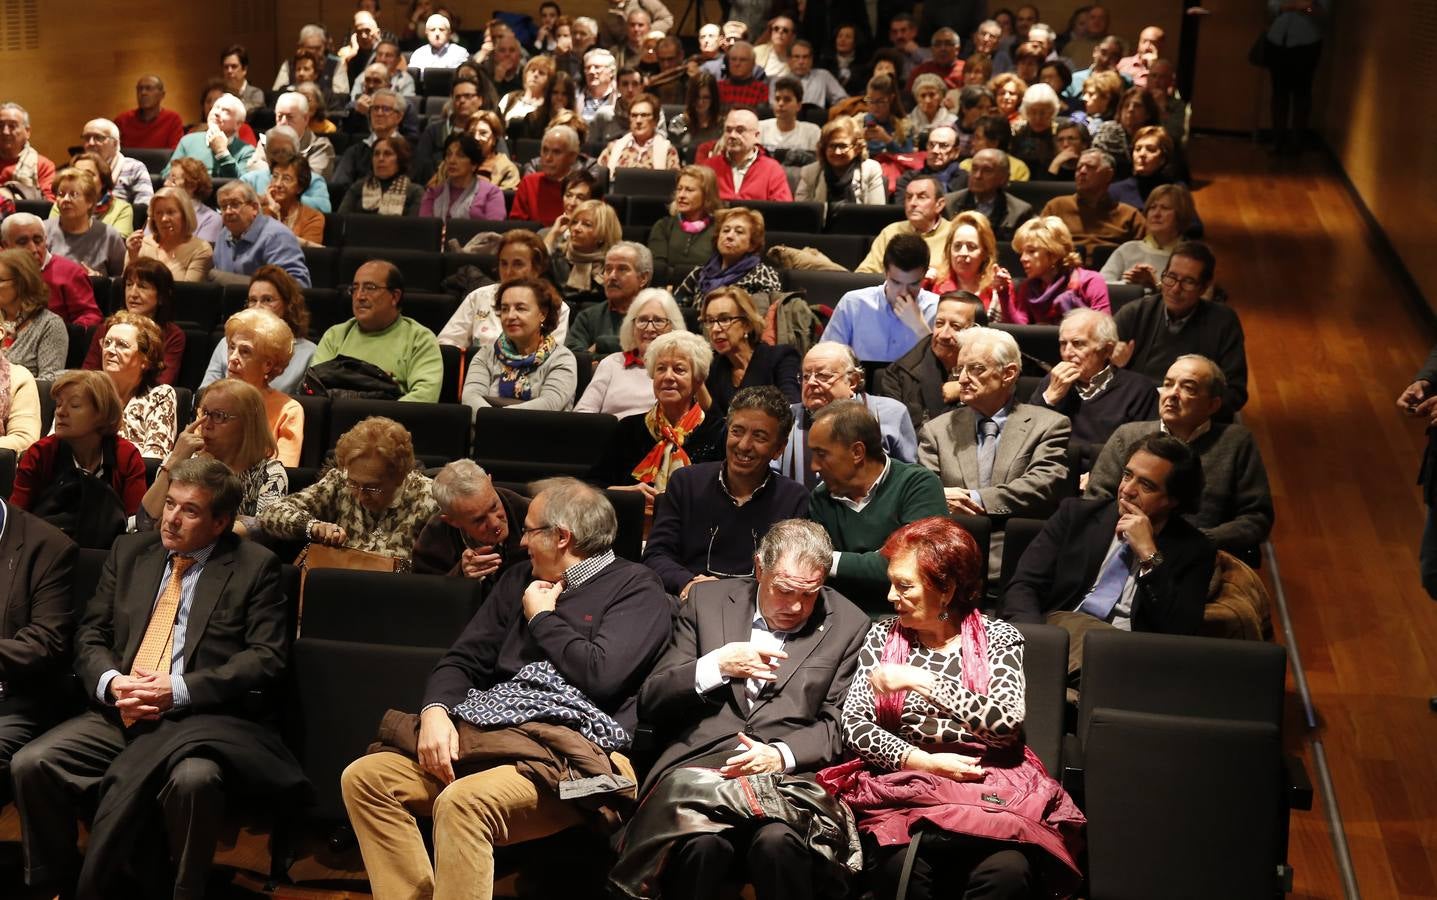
[1004,216,1110,325]
[795,117,886,204]
[44,167,126,276]
[224,307,305,466]
[648,165,724,272]
[555,198,621,298]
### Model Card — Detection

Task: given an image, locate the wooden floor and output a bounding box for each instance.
[1192,136,1437,899]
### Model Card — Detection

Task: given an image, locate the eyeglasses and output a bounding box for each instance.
[927,140,956,151]
[708,525,759,577]
[347,281,393,295]
[197,407,238,424]
[520,523,556,536]
[218,200,250,211]
[344,475,387,495]
[371,105,400,115]
[452,91,480,101]
[700,314,743,329]
[827,141,854,152]
[270,173,298,185]
[634,316,672,331]
[955,363,993,378]
[55,190,84,201]
[800,370,844,386]
[1160,272,1203,291]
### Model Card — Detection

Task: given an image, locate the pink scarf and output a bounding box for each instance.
[874,611,989,731]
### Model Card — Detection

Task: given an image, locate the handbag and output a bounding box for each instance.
[28,440,128,549]
[294,542,405,631]
[1248,32,1271,68]
[301,355,403,401]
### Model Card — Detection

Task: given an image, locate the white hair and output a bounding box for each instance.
[0,102,30,128]
[574,16,598,34]
[959,326,1020,369]
[1020,83,1061,116]
[265,125,301,148]
[544,123,580,153]
[757,519,834,575]
[432,459,493,511]
[84,118,120,142]
[1061,307,1118,348]
[618,289,686,351]
[645,331,714,384]
[584,48,617,72]
[298,24,328,42]
[425,13,451,30]
[608,241,653,278]
[0,212,43,241]
[212,92,248,122]
[276,91,310,117]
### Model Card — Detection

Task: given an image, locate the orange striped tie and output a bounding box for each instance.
[123,555,195,726]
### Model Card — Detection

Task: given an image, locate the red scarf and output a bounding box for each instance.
[630,402,704,491]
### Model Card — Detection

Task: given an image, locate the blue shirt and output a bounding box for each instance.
[96,541,219,710]
[822,284,939,363]
[241,169,334,214]
[214,214,311,287]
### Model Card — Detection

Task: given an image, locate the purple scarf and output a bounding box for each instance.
[694,252,761,298]
[1019,269,1088,325]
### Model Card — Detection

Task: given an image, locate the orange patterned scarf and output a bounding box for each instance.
[630,402,704,491]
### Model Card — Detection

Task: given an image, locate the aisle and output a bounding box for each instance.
[1192,135,1437,899]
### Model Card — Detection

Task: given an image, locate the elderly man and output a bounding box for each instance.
[412,76,485,183]
[825,234,938,363]
[717,42,770,107]
[511,125,585,225]
[878,290,987,429]
[1039,149,1145,247]
[260,91,335,179]
[114,75,186,150]
[77,119,153,206]
[612,518,868,900]
[12,458,302,900]
[581,48,620,122]
[613,7,653,69]
[337,9,383,89]
[1118,25,1165,87]
[807,399,948,606]
[1087,354,1273,557]
[1031,308,1157,448]
[908,27,964,90]
[603,0,675,46]
[0,213,102,326]
[342,477,671,900]
[784,40,847,107]
[971,19,1010,72]
[645,387,810,599]
[566,242,652,356]
[944,148,1034,241]
[409,14,470,71]
[1003,434,1215,650]
[702,109,792,202]
[892,125,966,202]
[163,92,254,178]
[777,343,918,487]
[332,87,408,194]
[859,177,954,276]
[311,259,443,402]
[1113,241,1248,412]
[211,181,310,287]
[412,460,530,590]
[697,23,723,61]
[0,103,55,200]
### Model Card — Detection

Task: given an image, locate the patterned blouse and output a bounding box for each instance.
[256,467,438,560]
[121,384,177,459]
[841,616,1026,772]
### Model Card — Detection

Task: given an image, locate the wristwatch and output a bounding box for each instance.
[1138,550,1164,570]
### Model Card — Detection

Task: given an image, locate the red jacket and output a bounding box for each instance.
[509,172,563,225]
[701,149,793,202]
[41,254,103,327]
[11,434,147,515]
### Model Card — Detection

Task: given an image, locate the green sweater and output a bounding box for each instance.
[312,315,444,403]
[809,459,949,609]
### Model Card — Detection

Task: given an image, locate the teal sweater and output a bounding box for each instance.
[312,316,444,403]
[809,459,949,608]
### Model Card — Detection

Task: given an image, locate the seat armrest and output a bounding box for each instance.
[1285,753,1313,811]
[1060,732,1085,803]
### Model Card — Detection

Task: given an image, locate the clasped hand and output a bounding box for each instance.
[719,733,783,778]
[522,578,562,620]
[111,668,175,721]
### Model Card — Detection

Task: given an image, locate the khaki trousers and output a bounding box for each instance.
[340,749,634,900]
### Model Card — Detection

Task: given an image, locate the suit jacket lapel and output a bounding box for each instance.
[0,518,23,637]
[748,597,830,716]
[724,581,756,712]
[993,408,1033,483]
[122,542,173,669]
[182,542,236,669]
[950,408,977,487]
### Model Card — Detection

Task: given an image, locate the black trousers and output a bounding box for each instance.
[663,820,818,900]
[0,710,52,807]
[1267,40,1322,143]
[869,830,1033,900]
[10,709,227,900]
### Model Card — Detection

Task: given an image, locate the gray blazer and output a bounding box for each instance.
[917,401,1072,517]
[636,576,870,795]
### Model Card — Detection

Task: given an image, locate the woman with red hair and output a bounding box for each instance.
[821,516,1085,899]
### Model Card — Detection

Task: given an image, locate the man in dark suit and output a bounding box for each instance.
[1002,433,1215,649]
[944,147,1035,241]
[0,500,77,804]
[12,458,301,900]
[612,519,870,900]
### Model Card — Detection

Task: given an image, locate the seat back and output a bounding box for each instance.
[626,196,670,228]
[343,214,444,251]
[767,232,868,270]
[302,246,340,289]
[473,409,618,482]
[176,328,214,390]
[612,168,678,197]
[338,247,445,291]
[997,517,1047,596]
[128,147,172,174]
[171,282,225,331]
[781,270,884,310]
[949,514,992,599]
[1006,180,1072,211]
[327,397,472,467]
[446,218,541,248]
[302,569,483,646]
[1013,623,1068,776]
[744,199,823,233]
[994,323,1060,370]
[824,202,905,235]
[0,448,14,498]
[1105,281,1150,313]
[295,394,330,469]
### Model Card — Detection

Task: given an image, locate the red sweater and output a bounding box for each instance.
[42,254,103,327]
[509,172,563,225]
[11,434,147,515]
[701,149,793,202]
[84,321,187,386]
[0,153,56,201]
[718,78,771,108]
[114,108,186,150]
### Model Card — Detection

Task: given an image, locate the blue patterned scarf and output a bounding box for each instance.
[450,661,631,750]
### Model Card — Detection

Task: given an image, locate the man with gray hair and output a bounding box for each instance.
[114,75,186,150]
[510,125,584,225]
[0,102,56,200]
[162,92,254,178]
[567,241,651,354]
[1039,147,1145,247]
[944,146,1034,241]
[331,86,408,194]
[412,460,531,588]
[612,517,870,900]
[211,181,310,286]
[1,213,103,326]
[580,48,619,122]
[342,476,671,900]
[79,118,153,204]
[258,90,335,179]
[273,24,349,96]
[1031,307,1157,448]
[1087,354,1273,557]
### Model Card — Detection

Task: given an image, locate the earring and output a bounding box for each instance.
[937,609,949,622]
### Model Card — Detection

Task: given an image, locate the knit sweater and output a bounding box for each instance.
[312,316,444,403]
[461,340,578,412]
[2,310,68,380]
[647,217,716,272]
[1030,366,1158,448]
[808,460,948,602]
[1039,194,1146,248]
[1085,419,1273,553]
[1114,296,1248,412]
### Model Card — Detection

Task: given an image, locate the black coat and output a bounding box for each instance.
[0,504,77,712]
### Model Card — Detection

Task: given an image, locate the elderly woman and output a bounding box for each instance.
[0,249,67,381]
[11,372,147,545]
[164,158,224,243]
[44,167,126,277]
[1108,125,1181,210]
[648,165,723,273]
[256,149,325,246]
[461,278,577,412]
[795,117,887,204]
[221,308,304,466]
[58,152,134,237]
[1010,83,1062,175]
[674,207,784,307]
[699,285,801,415]
[125,186,214,282]
[596,330,724,505]
[338,135,422,215]
[989,73,1028,125]
[827,517,1084,900]
[421,133,507,220]
[1004,216,1110,325]
[83,260,186,386]
[202,265,317,394]
[95,309,177,458]
[141,378,288,536]
[598,92,679,179]
[908,74,958,140]
[575,288,686,417]
[930,212,1014,321]
[1101,183,1196,289]
[0,338,39,457]
[440,231,570,352]
[666,71,723,161]
[470,111,522,190]
[553,199,622,300]
[257,416,439,563]
[500,55,555,124]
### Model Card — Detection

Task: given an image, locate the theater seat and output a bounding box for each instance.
[781,270,884,311]
[1013,622,1068,776]
[824,202,905,236]
[473,408,618,482]
[626,196,670,229]
[296,394,329,469]
[767,232,868,270]
[343,213,443,252]
[612,168,678,197]
[1105,281,1149,313]
[128,147,171,174]
[997,517,1047,596]
[1006,180,1073,211]
[303,246,340,289]
[326,397,472,467]
[741,199,822,234]
[302,569,483,646]
[994,323,1059,371]
[170,282,225,331]
[337,247,445,292]
[447,218,540,248]
[0,447,14,498]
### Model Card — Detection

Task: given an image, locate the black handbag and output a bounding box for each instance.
[29,440,128,550]
[1248,33,1271,68]
[300,355,403,401]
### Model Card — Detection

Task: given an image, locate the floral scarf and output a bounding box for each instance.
[693,251,761,299]
[495,333,555,399]
[361,175,412,215]
[0,353,11,428]
[631,402,704,491]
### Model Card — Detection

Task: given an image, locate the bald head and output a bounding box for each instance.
[722,108,761,163]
